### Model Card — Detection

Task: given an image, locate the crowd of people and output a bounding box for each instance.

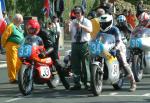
[0,0,150,94]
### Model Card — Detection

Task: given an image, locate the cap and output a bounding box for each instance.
[74,7,82,13]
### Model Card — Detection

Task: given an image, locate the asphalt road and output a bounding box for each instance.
[0,41,150,103]
[0,67,150,103]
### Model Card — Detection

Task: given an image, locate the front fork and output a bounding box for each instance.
[29,61,34,81]
[91,57,104,74]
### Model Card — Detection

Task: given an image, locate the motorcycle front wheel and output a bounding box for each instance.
[132,55,143,82]
[91,64,103,96]
[47,66,60,88]
[18,64,33,96]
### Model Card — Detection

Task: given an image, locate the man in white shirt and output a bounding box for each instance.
[69,5,92,90]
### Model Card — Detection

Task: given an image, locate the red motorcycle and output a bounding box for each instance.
[18,35,60,95]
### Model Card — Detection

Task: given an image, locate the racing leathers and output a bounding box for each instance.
[97,26,136,92]
[116,22,133,41]
[37,28,70,89]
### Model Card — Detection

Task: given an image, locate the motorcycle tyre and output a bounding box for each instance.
[47,72,60,88]
[132,55,143,82]
[91,64,103,96]
[18,64,33,96]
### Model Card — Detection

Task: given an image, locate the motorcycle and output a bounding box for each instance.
[129,27,150,82]
[88,33,125,96]
[18,35,60,95]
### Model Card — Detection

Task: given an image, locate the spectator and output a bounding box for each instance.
[69,5,92,90]
[2,11,10,25]
[136,0,147,18]
[90,8,105,39]
[99,0,113,14]
[51,16,61,54]
[70,9,76,20]
[124,9,137,29]
[54,0,64,23]
[1,13,24,84]
[96,8,105,17]
[87,11,97,20]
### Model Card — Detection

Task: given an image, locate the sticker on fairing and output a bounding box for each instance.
[89,40,104,56]
[39,66,51,79]
[130,38,142,48]
[18,45,32,58]
[111,64,119,77]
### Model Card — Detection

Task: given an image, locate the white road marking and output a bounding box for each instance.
[99,94,150,97]
[143,93,150,96]
[4,98,22,103]
[109,92,118,95]
[0,64,7,68]
[3,93,31,103]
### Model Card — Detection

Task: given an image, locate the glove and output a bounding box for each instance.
[38,52,46,59]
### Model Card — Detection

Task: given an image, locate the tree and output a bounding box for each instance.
[5,0,16,17]
[5,0,43,20]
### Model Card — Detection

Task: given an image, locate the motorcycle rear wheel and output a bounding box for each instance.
[18,64,33,96]
[91,64,103,96]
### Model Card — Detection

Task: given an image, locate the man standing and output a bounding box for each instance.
[1,14,24,83]
[69,5,92,90]
[54,0,64,23]
[136,0,147,18]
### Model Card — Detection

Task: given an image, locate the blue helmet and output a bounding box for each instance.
[117,15,126,23]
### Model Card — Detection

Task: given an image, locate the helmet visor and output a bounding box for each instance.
[28,28,37,35]
[100,21,112,31]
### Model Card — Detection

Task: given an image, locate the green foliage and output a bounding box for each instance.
[16,0,43,18]
[5,0,16,16]
[6,0,43,20]
[4,0,150,22]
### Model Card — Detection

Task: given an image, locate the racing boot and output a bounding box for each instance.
[124,64,136,92]
[128,75,136,92]
[70,75,81,90]
[55,60,70,89]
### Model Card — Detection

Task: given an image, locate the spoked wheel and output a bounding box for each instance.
[18,64,33,96]
[132,55,143,82]
[91,64,103,96]
[47,66,60,88]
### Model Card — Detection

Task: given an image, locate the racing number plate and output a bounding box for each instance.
[130,38,142,48]
[89,40,104,56]
[40,66,51,79]
[18,45,32,58]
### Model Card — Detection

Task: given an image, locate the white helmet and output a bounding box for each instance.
[99,14,113,32]
[138,12,150,26]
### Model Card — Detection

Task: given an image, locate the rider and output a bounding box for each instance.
[132,12,150,36]
[137,12,150,28]
[116,15,133,41]
[36,20,70,90]
[97,14,136,92]
[25,19,43,45]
